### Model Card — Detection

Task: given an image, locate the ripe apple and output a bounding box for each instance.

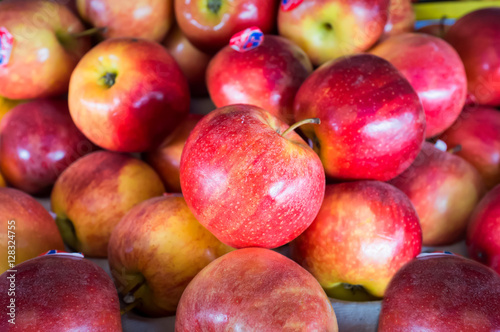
[380,0,415,40]
[175,0,279,54]
[180,104,325,249]
[389,142,484,246]
[0,187,64,273]
[0,0,91,99]
[291,181,422,298]
[371,33,467,138]
[445,8,500,106]
[51,150,165,257]
[0,99,96,195]
[77,0,174,42]
[0,96,22,124]
[378,253,500,331]
[294,54,425,181]
[176,248,338,331]
[277,0,390,66]
[0,254,122,331]
[207,34,313,124]
[108,194,233,316]
[439,106,500,189]
[145,114,203,193]
[68,37,190,153]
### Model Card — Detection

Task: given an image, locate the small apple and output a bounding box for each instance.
[380,0,415,40]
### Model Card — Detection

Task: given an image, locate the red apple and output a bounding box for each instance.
[207,34,313,124]
[445,8,500,106]
[389,142,484,246]
[0,253,122,331]
[0,0,91,99]
[294,54,425,181]
[176,248,338,331]
[292,181,422,298]
[180,104,325,249]
[68,37,190,153]
[51,150,165,257]
[175,0,279,54]
[378,253,500,331]
[371,33,467,138]
[0,99,96,195]
[277,0,390,66]
[0,187,64,273]
[380,0,415,40]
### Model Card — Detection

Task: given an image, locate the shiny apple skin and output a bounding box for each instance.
[379,254,500,331]
[175,0,279,54]
[389,142,485,246]
[380,0,415,40]
[0,187,64,273]
[176,248,338,331]
[0,0,91,100]
[294,54,425,181]
[439,106,500,189]
[445,8,500,106]
[371,33,467,138]
[0,99,96,195]
[278,0,390,66]
[0,255,122,331]
[180,104,325,249]
[291,181,422,298]
[207,35,313,124]
[68,38,190,153]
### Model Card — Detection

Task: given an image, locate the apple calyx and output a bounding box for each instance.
[323,22,334,32]
[100,72,117,88]
[70,27,108,39]
[280,118,320,137]
[55,215,80,252]
[207,0,222,14]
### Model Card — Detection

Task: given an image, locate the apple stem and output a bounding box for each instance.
[447,144,462,154]
[70,27,107,38]
[281,118,320,137]
[120,274,145,296]
[439,15,447,37]
[207,0,222,13]
[120,299,142,316]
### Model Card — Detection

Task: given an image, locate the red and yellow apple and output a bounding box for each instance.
[380,0,415,40]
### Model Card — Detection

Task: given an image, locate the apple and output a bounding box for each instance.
[0,99,96,195]
[180,104,325,249]
[0,253,122,331]
[68,37,190,153]
[207,34,313,124]
[108,194,233,317]
[445,8,500,106]
[378,253,500,331]
[380,0,415,40]
[0,187,64,273]
[0,96,22,124]
[176,248,338,331]
[291,181,422,298]
[294,54,425,181]
[145,114,203,193]
[51,150,165,257]
[0,0,91,100]
[371,33,467,138]
[77,0,174,42]
[277,0,390,66]
[438,106,500,189]
[467,184,500,274]
[389,142,484,246]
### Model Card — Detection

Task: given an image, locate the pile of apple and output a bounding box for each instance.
[1,0,500,330]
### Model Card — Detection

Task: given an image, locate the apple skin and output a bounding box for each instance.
[0,0,91,100]
[378,253,500,331]
[467,184,500,274]
[108,194,233,317]
[77,0,173,42]
[277,0,390,66]
[291,181,422,298]
[0,187,64,273]
[68,37,190,153]
[439,106,500,189]
[207,35,313,124]
[389,142,485,246]
[145,114,203,193]
[380,0,415,40]
[51,150,165,257]
[176,248,338,331]
[444,8,500,106]
[180,104,325,249]
[294,54,425,181]
[371,33,467,138]
[175,0,279,54]
[0,99,97,195]
[0,254,122,331]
